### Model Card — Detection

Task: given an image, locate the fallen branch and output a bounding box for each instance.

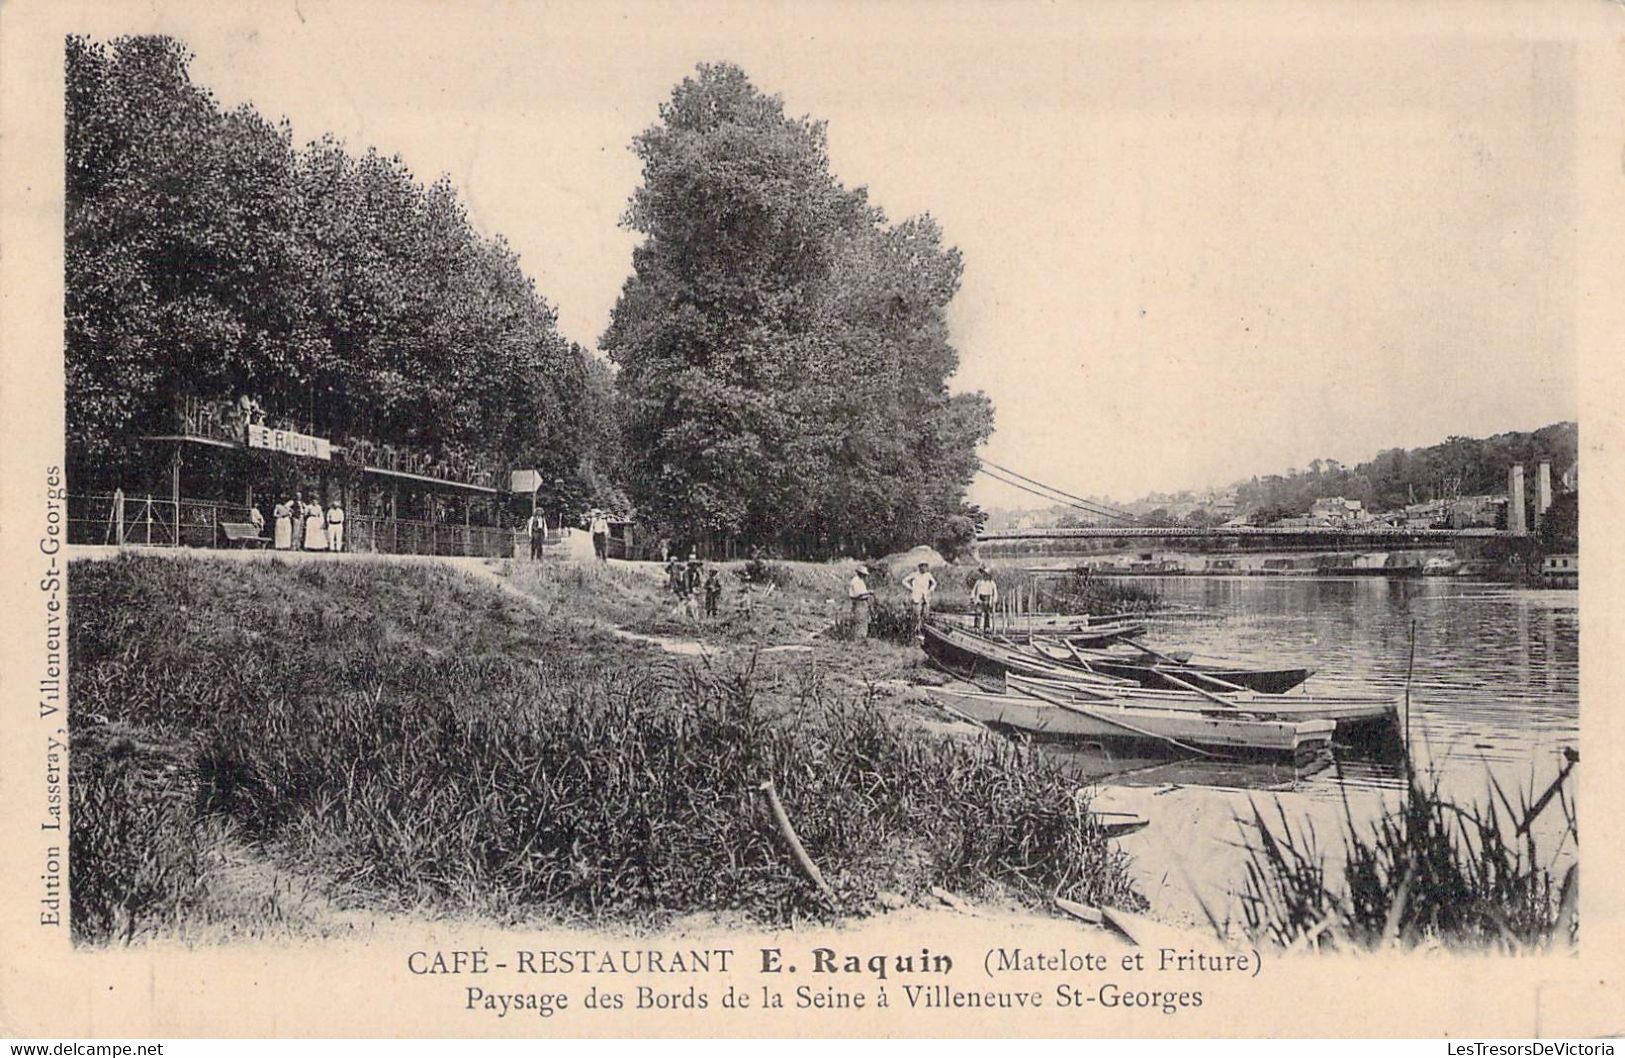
[758,780,839,910]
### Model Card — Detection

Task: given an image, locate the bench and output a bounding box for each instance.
[220,521,270,548]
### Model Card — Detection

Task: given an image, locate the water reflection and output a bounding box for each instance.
[1032,574,1579,922]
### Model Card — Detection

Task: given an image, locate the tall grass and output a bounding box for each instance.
[69,553,1142,941]
[932,568,1161,617]
[1238,751,1579,952]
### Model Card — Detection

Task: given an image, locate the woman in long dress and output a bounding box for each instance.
[302,496,327,551]
[272,499,293,550]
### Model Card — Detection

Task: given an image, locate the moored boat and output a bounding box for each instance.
[922,684,1335,761]
[1005,673,1398,734]
[935,612,1148,644]
[1030,640,1314,694]
[921,622,1133,684]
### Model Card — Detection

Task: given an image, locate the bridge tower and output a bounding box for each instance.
[1507,464,1527,536]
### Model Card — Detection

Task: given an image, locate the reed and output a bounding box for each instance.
[68,553,1142,942]
[1237,751,1579,952]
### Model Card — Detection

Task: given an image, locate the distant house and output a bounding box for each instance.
[1541,553,1578,588]
[1449,494,1506,529]
[1308,496,1368,526]
[1401,500,1448,529]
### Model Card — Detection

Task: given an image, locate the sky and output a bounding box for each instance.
[99,0,1581,508]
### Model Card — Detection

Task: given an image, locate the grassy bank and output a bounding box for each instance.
[68,553,1142,943]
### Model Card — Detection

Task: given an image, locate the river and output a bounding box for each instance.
[1039,574,1580,929]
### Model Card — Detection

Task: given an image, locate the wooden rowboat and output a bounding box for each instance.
[935,612,1148,644]
[1034,641,1315,695]
[923,684,1335,761]
[921,622,1133,684]
[1005,673,1398,734]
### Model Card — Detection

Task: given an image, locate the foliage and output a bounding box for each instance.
[1233,424,1578,521]
[69,554,1141,939]
[66,36,593,494]
[1538,491,1578,554]
[1239,754,1578,952]
[602,63,993,557]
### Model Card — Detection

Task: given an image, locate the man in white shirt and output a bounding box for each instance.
[528,509,548,559]
[848,565,874,640]
[902,562,938,633]
[589,509,610,561]
[971,566,999,631]
[326,499,345,552]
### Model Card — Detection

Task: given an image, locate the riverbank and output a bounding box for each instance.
[66,550,1146,945]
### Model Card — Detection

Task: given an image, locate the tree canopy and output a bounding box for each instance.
[66,35,595,496]
[601,63,992,556]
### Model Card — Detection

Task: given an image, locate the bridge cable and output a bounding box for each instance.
[977,457,1137,521]
[975,460,1138,523]
[975,464,1138,524]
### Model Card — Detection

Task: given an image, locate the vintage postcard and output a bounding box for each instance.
[2,0,1622,1041]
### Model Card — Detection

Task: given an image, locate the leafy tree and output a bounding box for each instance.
[66,35,592,500]
[603,63,992,556]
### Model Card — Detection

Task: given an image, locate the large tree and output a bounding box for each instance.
[602,63,991,555]
[66,35,591,494]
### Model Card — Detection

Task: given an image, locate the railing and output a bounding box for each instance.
[68,492,256,548]
[66,493,519,559]
[345,514,519,558]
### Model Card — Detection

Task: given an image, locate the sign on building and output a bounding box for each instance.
[246,423,332,461]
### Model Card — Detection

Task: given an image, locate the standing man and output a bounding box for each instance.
[528,507,548,560]
[902,561,938,633]
[589,508,610,562]
[971,566,999,632]
[326,496,345,552]
[703,568,723,618]
[848,564,874,640]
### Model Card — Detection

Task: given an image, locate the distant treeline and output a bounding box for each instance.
[66,36,620,505]
[1234,422,1578,521]
[65,41,990,559]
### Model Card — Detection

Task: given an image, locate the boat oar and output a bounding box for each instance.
[1016,678,1223,759]
[1157,670,1243,710]
[1181,670,1250,693]
[1115,636,1193,666]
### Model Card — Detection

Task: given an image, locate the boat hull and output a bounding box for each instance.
[921,622,1128,684]
[1006,673,1398,733]
[936,613,1148,644]
[1079,659,1312,695]
[925,685,1334,760]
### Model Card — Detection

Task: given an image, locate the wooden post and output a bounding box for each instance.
[171,445,182,546]
[113,488,125,546]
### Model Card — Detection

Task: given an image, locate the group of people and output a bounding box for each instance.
[666,553,724,619]
[264,494,345,552]
[844,561,1001,639]
[524,506,615,561]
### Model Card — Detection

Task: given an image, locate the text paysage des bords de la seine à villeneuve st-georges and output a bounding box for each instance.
[404,943,1263,1020]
